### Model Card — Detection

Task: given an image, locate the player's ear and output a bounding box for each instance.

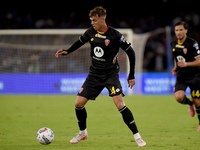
[100,16,105,22]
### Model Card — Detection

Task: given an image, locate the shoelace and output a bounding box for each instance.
[74,133,83,139]
[136,138,144,143]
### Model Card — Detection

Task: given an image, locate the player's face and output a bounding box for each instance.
[175,25,188,41]
[90,15,105,31]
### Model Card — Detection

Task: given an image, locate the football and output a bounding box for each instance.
[37,127,54,144]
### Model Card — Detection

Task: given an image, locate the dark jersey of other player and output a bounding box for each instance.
[171,37,200,78]
[80,26,131,74]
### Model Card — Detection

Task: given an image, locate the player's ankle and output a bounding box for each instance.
[134,132,141,140]
[80,129,87,135]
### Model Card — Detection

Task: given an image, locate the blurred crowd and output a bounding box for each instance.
[1,8,200,34]
[1,6,200,72]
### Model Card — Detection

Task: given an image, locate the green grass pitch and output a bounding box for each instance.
[0,95,199,150]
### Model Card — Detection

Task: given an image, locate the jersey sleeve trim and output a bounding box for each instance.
[124,45,131,51]
[79,36,85,43]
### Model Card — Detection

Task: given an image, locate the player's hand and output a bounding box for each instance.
[55,49,68,58]
[177,60,187,68]
[172,67,177,76]
[127,76,135,89]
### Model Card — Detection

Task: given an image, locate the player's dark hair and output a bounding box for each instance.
[89,6,106,18]
[174,21,188,30]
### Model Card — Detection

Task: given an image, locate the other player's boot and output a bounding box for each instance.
[70,130,88,144]
[189,104,195,117]
[197,124,200,131]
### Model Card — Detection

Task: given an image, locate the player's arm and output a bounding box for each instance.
[177,42,200,68]
[55,29,89,58]
[119,35,135,88]
[187,55,200,66]
[172,59,177,76]
[178,56,200,67]
[119,35,135,79]
[124,46,135,79]
[55,40,84,58]
[124,46,136,89]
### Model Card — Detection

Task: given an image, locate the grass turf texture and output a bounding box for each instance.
[0,95,199,150]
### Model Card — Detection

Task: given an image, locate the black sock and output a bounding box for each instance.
[180,95,193,105]
[195,106,200,125]
[119,106,138,134]
[75,106,87,130]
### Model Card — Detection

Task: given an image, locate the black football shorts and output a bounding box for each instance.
[77,72,124,100]
[174,76,200,98]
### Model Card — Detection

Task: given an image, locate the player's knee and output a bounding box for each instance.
[75,101,85,108]
[174,93,184,102]
[193,98,200,107]
[75,96,88,108]
[75,103,84,108]
[113,95,125,110]
[116,102,125,110]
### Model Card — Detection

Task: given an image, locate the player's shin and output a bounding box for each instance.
[195,106,200,124]
[180,95,193,105]
[75,106,87,131]
[119,106,138,134]
[119,106,146,146]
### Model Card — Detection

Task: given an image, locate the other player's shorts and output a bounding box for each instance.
[174,76,200,98]
[77,71,124,100]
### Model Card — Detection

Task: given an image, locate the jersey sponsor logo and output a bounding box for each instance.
[92,56,106,61]
[183,48,187,54]
[94,46,104,57]
[177,55,186,62]
[105,39,110,46]
[176,44,184,48]
[95,33,106,39]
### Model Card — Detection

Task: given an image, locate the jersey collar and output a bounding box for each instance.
[97,26,109,34]
[177,36,187,45]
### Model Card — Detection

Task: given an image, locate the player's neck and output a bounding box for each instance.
[97,24,108,34]
[177,36,187,44]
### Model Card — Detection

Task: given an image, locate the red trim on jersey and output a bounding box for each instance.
[177,36,187,44]
[97,26,109,34]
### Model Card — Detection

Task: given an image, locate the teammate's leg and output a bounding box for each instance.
[113,94,146,147]
[193,98,200,131]
[174,90,193,105]
[189,77,200,131]
[174,90,195,117]
[70,96,88,144]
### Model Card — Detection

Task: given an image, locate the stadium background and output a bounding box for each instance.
[1,2,200,149]
[0,0,200,95]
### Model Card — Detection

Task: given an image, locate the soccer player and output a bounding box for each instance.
[55,6,146,147]
[171,21,200,131]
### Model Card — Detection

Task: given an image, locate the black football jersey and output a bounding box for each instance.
[79,26,131,74]
[171,37,200,78]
